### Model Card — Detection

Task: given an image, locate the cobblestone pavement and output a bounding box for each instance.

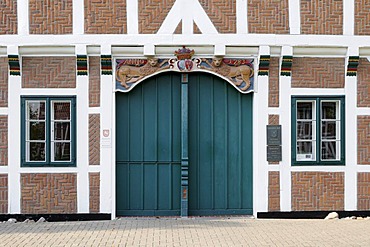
[0,217,370,246]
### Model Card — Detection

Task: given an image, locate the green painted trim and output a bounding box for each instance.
[21,96,76,167]
[291,96,345,166]
[181,80,189,217]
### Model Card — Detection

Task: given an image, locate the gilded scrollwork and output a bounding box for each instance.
[115,47,254,93]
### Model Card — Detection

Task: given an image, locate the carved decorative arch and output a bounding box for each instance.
[115,47,255,94]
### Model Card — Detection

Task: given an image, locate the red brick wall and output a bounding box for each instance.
[29,0,72,34]
[85,0,126,34]
[269,57,280,107]
[268,115,279,125]
[268,171,280,211]
[300,0,343,35]
[21,173,77,214]
[89,56,100,107]
[138,0,175,34]
[89,114,100,166]
[357,59,370,107]
[199,0,236,33]
[358,116,370,165]
[89,173,100,213]
[175,22,202,34]
[355,1,370,35]
[291,58,345,88]
[291,172,344,211]
[0,116,7,166]
[0,58,8,107]
[0,174,7,214]
[22,57,76,88]
[0,0,17,34]
[248,0,289,34]
[358,173,370,210]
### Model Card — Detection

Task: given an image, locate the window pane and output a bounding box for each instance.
[54,122,70,140]
[27,101,45,120]
[28,142,46,161]
[53,102,71,120]
[321,141,337,160]
[297,121,312,140]
[54,142,71,161]
[322,121,337,140]
[297,141,315,161]
[321,102,337,119]
[297,102,312,119]
[297,141,312,154]
[29,122,45,140]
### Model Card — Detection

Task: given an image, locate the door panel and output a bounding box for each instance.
[116,73,182,216]
[188,73,253,215]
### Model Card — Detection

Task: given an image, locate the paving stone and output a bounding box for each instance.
[0,217,370,246]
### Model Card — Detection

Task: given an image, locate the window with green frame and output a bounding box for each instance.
[21,96,76,167]
[291,96,345,165]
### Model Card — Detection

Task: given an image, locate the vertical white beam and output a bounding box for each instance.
[236,0,248,34]
[253,46,270,216]
[182,0,193,34]
[17,0,29,35]
[343,0,355,36]
[126,0,138,34]
[144,44,155,56]
[280,46,293,211]
[344,46,358,210]
[288,0,300,34]
[73,0,85,35]
[76,45,89,213]
[214,44,225,56]
[100,45,114,217]
[7,46,21,213]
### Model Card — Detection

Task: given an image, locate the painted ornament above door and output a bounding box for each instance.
[115,46,254,94]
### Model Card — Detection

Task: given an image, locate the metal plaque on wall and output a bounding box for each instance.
[267,125,281,146]
[267,145,282,162]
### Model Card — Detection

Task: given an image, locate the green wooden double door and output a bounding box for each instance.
[116,72,253,216]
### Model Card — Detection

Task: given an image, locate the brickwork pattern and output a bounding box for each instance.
[194,22,202,34]
[0,116,7,166]
[355,1,370,35]
[22,57,76,88]
[89,114,100,166]
[85,0,126,34]
[269,57,280,107]
[0,0,17,34]
[89,56,100,107]
[89,173,100,213]
[21,173,77,214]
[29,0,72,34]
[357,59,370,107]
[291,58,345,88]
[0,58,8,107]
[358,116,370,165]
[248,0,289,34]
[199,0,236,33]
[300,0,343,35]
[0,174,7,213]
[291,172,344,211]
[138,0,175,34]
[358,173,370,210]
[174,21,182,34]
[268,171,280,211]
[174,22,202,34]
[268,115,279,125]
